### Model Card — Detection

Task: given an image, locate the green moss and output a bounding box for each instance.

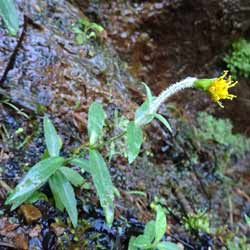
[194,112,250,157]
[224,38,250,79]
[184,210,210,233]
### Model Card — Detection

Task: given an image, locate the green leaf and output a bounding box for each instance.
[89,149,114,226]
[49,171,78,227]
[49,177,64,211]
[70,158,91,173]
[25,191,48,204]
[43,116,62,157]
[41,148,50,160]
[155,206,167,244]
[144,220,156,243]
[59,167,84,187]
[226,240,237,250]
[135,100,155,126]
[0,0,19,35]
[143,83,153,104]
[72,26,82,34]
[157,242,181,250]
[88,102,106,145]
[79,18,90,27]
[155,114,172,133]
[87,31,96,40]
[134,235,152,248]
[89,22,104,32]
[128,236,137,250]
[5,156,64,209]
[245,214,250,225]
[126,121,143,164]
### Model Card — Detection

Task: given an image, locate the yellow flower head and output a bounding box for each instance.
[208,71,237,107]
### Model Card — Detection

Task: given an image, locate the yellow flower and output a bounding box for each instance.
[208,71,237,107]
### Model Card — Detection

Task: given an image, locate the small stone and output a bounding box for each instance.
[50,222,65,236]
[29,224,42,237]
[14,233,28,250]
[19,204,42,224]
[137,181,146,191]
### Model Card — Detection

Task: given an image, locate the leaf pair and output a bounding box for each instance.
[43,116,83,228]
[44,104,114,227]
[136,84,173,132]
[72,102,115,226]
[127,84,172,164]
[5,156,64,210]
[6,116,84,228]
[128,206,180,250]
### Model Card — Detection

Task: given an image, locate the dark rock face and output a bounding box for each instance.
[0,0,137,131]
[76,0,250,86]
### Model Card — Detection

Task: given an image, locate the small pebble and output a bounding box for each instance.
[19,204,42,224]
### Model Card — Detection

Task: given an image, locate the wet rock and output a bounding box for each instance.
[19,204,42,224]
[0,0,138,132]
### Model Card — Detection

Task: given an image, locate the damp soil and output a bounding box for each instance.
[0,0,250,250]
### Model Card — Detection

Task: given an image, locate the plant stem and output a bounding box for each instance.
[72,131,126,155]
[135,77,197,126]
[72,143,89,155]
[97,131,126,149]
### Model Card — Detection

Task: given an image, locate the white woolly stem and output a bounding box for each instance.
[135,77,197,126]
[150,77,197,113]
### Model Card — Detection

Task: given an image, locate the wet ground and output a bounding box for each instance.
[0,0,250,249]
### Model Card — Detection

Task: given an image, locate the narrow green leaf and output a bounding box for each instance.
[70,158,91,173]
[49,171,78,227]
[88,102,105,145]
[59,167,84,187]
[157,242,181,250]
[143,83,153,104]
[126,121,143,164]
[89,149,114,226]
[43,116,62,157]
[5,157,64,209]
[144,220,156,243]
[245,214,250,225]
[0,0,19,35]
[155,206,167,244]
[49,177,64,211]
[155,114,172,133]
